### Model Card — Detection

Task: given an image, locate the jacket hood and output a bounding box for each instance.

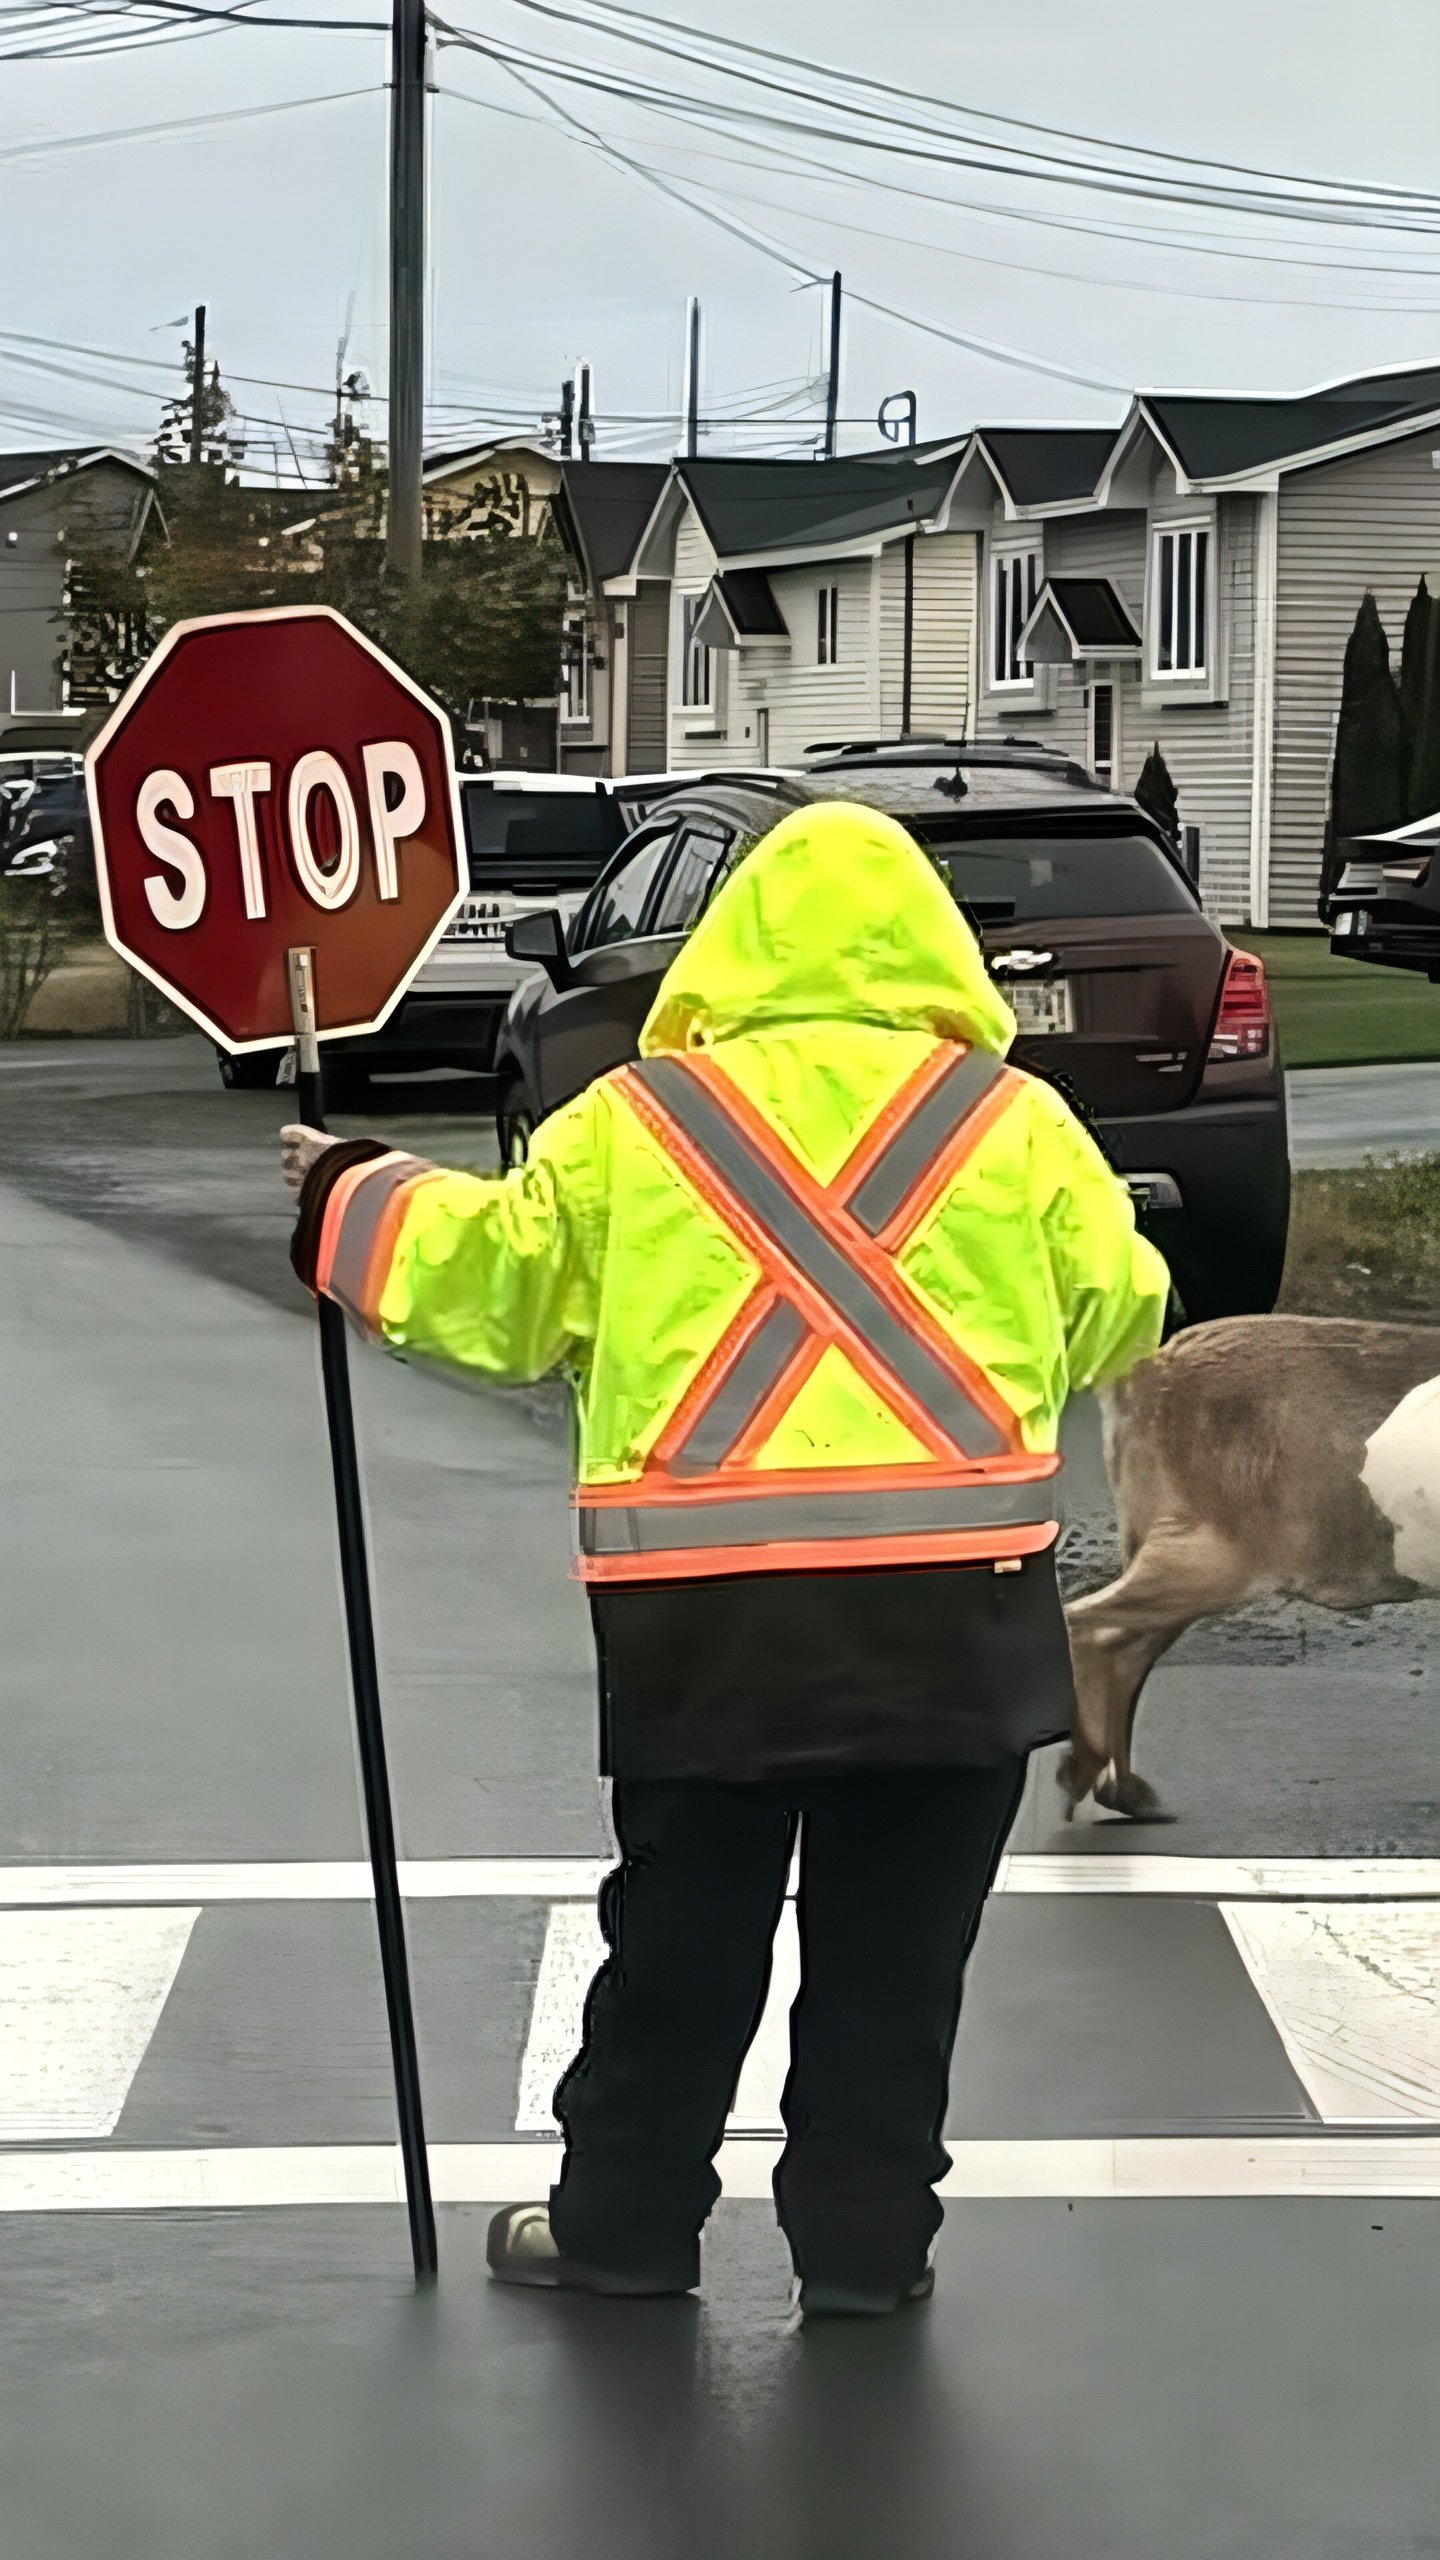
[639,799,1017,1057]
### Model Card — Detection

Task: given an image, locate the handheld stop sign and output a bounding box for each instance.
[87,607,467,2279]
[84,603,466,1049]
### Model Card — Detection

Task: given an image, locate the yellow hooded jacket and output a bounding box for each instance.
[307,802,1169,1582]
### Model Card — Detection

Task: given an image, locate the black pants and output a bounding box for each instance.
[548,1759,1027,2293]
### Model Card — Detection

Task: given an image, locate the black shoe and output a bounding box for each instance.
[486,2204,699,2298]
[794,2266,936,2321]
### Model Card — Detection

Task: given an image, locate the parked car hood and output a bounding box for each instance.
[638,799,1018,1060]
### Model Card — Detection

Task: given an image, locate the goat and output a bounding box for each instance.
[1059,1316,1440,1822]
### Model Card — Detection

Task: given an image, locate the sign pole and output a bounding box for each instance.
[287,946,438,2282]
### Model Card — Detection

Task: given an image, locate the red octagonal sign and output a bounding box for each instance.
[85,607,467,1050]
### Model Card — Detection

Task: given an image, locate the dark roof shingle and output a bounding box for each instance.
[976,427,1119,507]
[1145,362,1440,480]
[677,451,959,559]
[555,459,668,587]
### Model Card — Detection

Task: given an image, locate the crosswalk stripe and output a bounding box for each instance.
[1,2135,1439,2212]
[0,1909,197,2140]
[1,1856,1437,1907]
[1222,1902,1440,2124]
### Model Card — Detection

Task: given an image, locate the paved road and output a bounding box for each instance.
[2,1034,1438,2559]
[1286,1059,1440,1164]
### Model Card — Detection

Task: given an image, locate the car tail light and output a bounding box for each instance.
[1208,948,1271,1061]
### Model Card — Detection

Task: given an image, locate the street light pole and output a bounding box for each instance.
[387,0,426,578]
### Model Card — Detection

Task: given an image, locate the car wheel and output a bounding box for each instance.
[496,1074,534,1168]
[216,1047,281,1091]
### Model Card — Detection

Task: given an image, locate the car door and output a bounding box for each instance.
[527,819,690,1117]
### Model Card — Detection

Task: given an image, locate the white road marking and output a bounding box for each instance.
[1,2135,1439,2213]
[1,1855,1438,1908]
[0,1908,197,2140]
[516,1902,802,2134]
[1222,1902,1440,2124]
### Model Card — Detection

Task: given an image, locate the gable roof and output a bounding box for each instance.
[692,569,788,649]
[973,427,1120,510]
[1139,359,1440,485]
[422,435,555,481]
[0,446,152,504]
[1021,576,1141,663]
[674,449,962,563]
[553,459,668,589]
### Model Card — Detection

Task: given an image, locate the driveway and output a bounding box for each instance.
[1286,1060,1440,1165]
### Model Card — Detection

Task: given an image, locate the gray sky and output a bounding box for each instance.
[5,0,1440,476]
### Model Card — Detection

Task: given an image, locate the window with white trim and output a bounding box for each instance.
[992,549,1040,688]
[817,583,839,665]
[561,613,590,725]
[681,593,713,709]
[1152,524,1209,678]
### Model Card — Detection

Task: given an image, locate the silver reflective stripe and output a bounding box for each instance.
[845,1049,1005,1237]
[328,1154,425,1325]
[580,1475,1056,1557]
[632,1056,1010,1461]
[669,1300,807,1477]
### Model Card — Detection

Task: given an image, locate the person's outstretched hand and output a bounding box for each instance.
[281,1125,336,1193]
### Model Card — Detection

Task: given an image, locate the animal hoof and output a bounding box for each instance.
[1092,1766,1175,1824]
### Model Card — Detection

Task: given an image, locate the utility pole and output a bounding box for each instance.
[823,271,842,461]
[189,303,206,467]
[683,296,701,459]
[558,377,575,458]
[576,361,595,459]
[387,0,426,577]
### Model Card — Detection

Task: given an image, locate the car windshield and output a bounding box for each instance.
[911,828,1195,924]
[461,787,624,889]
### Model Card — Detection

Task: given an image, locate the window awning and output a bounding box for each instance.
[1018,576,1141,665]
[691,570,789,652]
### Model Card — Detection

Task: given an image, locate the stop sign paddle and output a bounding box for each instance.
[85,603,466,1049]
[88,606,459,2278]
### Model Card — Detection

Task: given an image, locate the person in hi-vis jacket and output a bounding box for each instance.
[284,801,1167,2320]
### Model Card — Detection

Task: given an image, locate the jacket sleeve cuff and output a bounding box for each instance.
[291,1140,391,1292]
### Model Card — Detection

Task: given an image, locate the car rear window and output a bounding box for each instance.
[461,787,624,888]
[916,829,1195,923]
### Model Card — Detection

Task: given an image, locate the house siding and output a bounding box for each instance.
[1145,495,1258,923]
[758,558,875,762]
[971,496,1256,921]
[909,532,977,734]
[667,507,726,768]
[1,460,149,713]
[1271,426,1440,926]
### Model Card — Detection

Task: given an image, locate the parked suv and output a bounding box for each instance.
[215,771,656,1094]
[494,745,1290,1322]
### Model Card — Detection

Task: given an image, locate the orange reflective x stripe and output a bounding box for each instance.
[577,1044,1060,1582]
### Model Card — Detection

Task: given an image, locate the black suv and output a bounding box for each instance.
[494,745,1290,1322]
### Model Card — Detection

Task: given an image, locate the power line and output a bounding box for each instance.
[439,71,1128,395]
[0,83,380,162]
[436,19,1440,240]
[501,0,1440,218]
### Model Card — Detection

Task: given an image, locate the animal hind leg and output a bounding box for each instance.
[1062,1525,1257,1821]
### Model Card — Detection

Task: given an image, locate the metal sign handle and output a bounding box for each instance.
[287,946,438,2281]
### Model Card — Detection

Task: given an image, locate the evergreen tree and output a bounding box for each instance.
[1398,573,1432,796]
[1135,742,1179,845]
[1323,591,1405,901]
[1407,580,1440,822]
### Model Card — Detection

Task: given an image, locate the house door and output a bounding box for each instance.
[627,581,670,774]
[1089,680,1117,789]
[754,706,770,765]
